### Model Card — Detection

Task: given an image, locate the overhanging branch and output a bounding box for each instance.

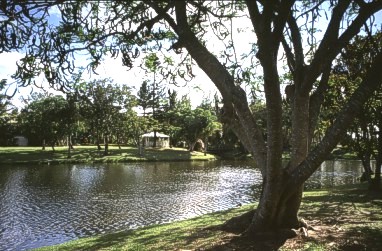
[290,50,382,186]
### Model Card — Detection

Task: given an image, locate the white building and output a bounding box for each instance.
[14,136,28,146]
[141,132,169,148]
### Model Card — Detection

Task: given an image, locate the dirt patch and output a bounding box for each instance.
[200,188,382,251]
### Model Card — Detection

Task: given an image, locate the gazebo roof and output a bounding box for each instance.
[141,132,169,138]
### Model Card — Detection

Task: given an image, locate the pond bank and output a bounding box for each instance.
[34,183,382,251]
[0,146,217,165]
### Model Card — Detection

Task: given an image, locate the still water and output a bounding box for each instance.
[0,160,363,250]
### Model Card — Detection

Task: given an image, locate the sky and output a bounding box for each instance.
[0,44,219,109]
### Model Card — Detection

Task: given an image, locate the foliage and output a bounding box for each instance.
[18,94,73,148]
[322,33,382,188]
[124,110,153,146]
[75,78,136,154]
[0,79,17,145]
[168,96,220,151]
[137,81,151,116]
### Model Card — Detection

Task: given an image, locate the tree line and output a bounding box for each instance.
[0,78,225,154]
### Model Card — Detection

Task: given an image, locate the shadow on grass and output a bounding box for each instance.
[207,185,382,251]
[143,148,193,160]
[37,205,255,251]
[48,223,228,251]
[0,148,58,163]
[338,226,382,250]
[297,185,382,250]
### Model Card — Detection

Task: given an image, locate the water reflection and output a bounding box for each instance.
[0,160,363,250]
[0,161,261,250]
[306,160,364,189]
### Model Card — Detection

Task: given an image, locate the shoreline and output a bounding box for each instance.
[0,145,218,165]
[33,183,382,250]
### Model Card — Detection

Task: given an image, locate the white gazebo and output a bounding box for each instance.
[14,136,28,146]
[141,132,170,148]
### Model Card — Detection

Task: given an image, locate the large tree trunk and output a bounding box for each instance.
[360,153,373,183]
[223,180,303,237]
[159,0,382,241]
[372,157,382,191]
[224,49,382,238]
[245,182,302,234]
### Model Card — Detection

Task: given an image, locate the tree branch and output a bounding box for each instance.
[308,64,331,148]
[304,1,382,92]
[291,49,382,186]
[281,36,295,73]
[286,15,305,84]
[168,1,268,169]
[271,0,295,52]
[245,0,262,37]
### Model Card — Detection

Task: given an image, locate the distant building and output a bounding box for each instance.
[14,136,28,146]
[141,132,169,148]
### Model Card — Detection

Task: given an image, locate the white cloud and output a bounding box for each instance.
[0,52,23,79]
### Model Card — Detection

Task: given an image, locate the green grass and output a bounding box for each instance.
[33,183,382,251]
[0,146,217,164]
[35,204,254,251]
[281,183,382,250]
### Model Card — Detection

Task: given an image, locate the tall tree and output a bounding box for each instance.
[19,94,70,150]
[141,53,167,147]
[329,33,382,190]
[137,81,150,117]
[76,78,134,155]
[5,0,382,241]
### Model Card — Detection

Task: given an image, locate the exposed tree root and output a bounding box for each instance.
[203,213,326,251]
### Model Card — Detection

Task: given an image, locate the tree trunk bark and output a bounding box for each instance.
[104,135,109,156]
[371,157,382,191]
[117,134,122,150]
[371,124,382,191]
[204,136,208,156]
[67,135,71,159]
[244,178,302,236]
[138,143,144,156]
[360,153,373,183]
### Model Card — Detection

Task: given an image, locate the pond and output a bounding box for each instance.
[0,160,364,250]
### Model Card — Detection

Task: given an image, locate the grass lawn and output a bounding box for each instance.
[0,145,216,164]
[33,183,382,251]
